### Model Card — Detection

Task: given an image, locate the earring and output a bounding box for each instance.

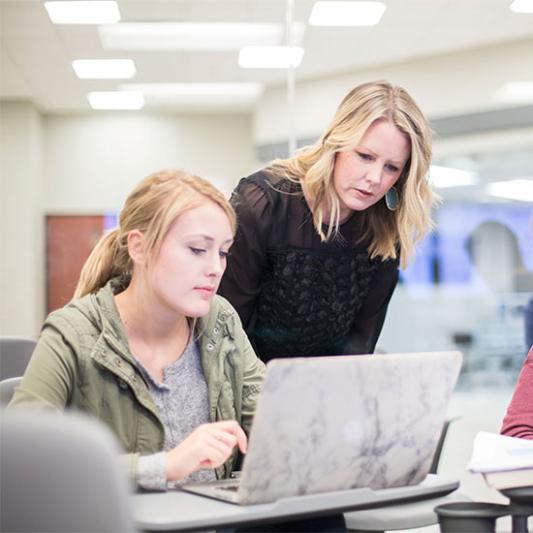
[385,187,399,211]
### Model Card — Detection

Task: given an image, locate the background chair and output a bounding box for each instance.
[0,376,22,407]
[435,487,533,533]
[344,417,469,532]
[0,336,36,379]
[0,411,136,533]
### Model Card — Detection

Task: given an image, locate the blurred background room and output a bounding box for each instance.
[1,1,532,528]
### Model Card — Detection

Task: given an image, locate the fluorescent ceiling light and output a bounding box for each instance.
[494,81,533,103]
[88,91,144,110]
[121,82,263,97]
[239,46,304,69]
[429,165,479,188]
[72,59,136,79]
[309,1,386,26]
[120,83,263,107]
[487,179,533,202]
[510,0,533,13]
[99,22,305,51]
[44,1,120,24]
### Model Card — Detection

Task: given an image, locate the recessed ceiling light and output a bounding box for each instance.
[87,91,144,110]
[44,1,120,24]
[120,83,264,108]
[510,0,533,14]
[429,166,479,188]
[309,1,386,26]
[98,22,305,51]
[494,81,533,103]
[487,179,533,202]
[239,46,304,69]
[72,59,136,79]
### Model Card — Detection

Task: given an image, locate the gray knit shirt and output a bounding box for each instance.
[136,336,216,490]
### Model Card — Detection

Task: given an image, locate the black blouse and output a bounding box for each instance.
[218,170,399,363]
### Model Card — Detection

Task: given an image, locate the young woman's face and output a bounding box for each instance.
[332,119,410,219]
[148,201,233,318]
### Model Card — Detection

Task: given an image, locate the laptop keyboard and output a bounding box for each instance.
[216,483,240,492]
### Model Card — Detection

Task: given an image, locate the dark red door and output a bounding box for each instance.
[46,216,104,314]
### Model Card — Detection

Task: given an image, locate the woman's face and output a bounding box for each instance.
[332,119,410,219]
[148,200,233,318]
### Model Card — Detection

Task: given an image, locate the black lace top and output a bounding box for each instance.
[218,170,399,363]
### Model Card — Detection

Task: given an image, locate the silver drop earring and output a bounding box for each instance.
[385,186,399,211]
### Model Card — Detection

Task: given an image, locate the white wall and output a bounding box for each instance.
[0,101,44,337]
[1,106,256,335]
[253,38,533,145]
[43,113,256,213]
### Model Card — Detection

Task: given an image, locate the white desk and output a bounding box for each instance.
[132,474,459,532]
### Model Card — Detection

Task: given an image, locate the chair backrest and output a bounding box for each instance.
[0,337,37,379]
[1,411,136,533]
[0,376,22,408]
[429,416,460,474]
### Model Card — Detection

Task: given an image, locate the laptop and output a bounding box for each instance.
[181,351,462,505]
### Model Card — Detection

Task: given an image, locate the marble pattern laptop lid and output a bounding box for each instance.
[235,351,462,504]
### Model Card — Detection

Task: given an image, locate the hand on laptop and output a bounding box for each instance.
[165,421,248,481]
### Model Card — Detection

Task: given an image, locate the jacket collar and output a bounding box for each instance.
[91,279,135,363]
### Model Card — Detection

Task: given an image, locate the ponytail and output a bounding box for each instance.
[74,228,131,298]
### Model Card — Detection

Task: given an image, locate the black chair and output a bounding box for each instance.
[501,486,533,533]
[429,417,459,475]
[434,486,533,533]
[434,501,511,532]
[0,376,22,407]
[0,336,36,379]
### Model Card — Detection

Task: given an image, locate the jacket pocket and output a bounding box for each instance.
[78,367,138,453]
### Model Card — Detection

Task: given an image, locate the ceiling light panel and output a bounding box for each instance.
[239,46,305,69]
[72,59,136,79]
[309,1,386,26]
[88,91,144,110]
[99,22,304,51]
[487,179,533,202]
[510,0,533,13]
[120,83,264,107]
[429,166,479,188]
[494,81,533,103]
[44,1,120,24]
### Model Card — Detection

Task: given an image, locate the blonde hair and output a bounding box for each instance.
[267,80,437,268]
[74,169,236,298]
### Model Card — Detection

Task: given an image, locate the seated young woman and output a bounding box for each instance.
[9,169,266,490]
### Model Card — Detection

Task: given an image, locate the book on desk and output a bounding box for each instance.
[468,431,533,490]
[483,468,533,490]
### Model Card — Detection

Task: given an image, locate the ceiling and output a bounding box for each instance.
[1,0,533,113]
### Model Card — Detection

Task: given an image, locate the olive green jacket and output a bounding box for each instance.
[10,280,265,482]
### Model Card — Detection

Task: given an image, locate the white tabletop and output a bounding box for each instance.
[132,474,459,532]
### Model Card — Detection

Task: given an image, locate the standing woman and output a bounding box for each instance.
[10,170,265,490]
[219,80,436,362]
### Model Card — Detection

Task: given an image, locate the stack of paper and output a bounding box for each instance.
[468,431,533,490]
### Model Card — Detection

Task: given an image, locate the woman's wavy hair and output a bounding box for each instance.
[74,169,236,298]
[267,80,437,268]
